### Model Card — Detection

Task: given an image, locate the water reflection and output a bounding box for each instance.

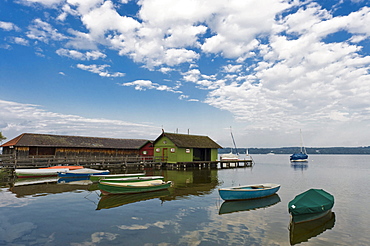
[289,211,336,245]
[97,189,171,210]
[218,194,281,215]
[9,177,98,197]
[291,163,308,170]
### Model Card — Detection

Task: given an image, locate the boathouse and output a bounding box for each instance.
[153,132,221,163]
[0,133,152,159]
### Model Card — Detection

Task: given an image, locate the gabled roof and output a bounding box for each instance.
[155,132,222,149]
[1,133,150,149]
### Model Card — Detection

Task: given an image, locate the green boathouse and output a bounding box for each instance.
[153,132,222,163]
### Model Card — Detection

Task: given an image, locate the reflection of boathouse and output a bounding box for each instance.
[153,132,221,164]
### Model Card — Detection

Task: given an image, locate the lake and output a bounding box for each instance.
[0,154,369,245]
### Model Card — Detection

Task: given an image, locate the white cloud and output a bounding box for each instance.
[0,21,20,31]
[26,18,67,43]
[77,64,125,77]
[56,48,106,60]
[0,99,159,141]
[121,80,182,93]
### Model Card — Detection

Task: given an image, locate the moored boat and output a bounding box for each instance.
[218,183,280,201]
[288,188,334,223]
[15,168,69,178]
[99,176,164,183]
[99,180,172,195]
[290,129,308,162]
[58,168,110,178]
[90,172,146,182]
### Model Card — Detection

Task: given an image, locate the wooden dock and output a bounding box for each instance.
[0,155,254,171]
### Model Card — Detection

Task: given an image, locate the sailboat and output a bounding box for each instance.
[290,129,308,162]
[220,127,240,161]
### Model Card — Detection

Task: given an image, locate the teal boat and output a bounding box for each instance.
[218,183,280,201]
[288,189,334,223]
[99,180,172,195]
[90,173,146,182]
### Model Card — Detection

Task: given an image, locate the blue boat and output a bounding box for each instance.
[58,168,110,178]
[290,129,308,162]
[218,183,280,201]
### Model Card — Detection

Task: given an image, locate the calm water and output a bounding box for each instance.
[0,155,369,246]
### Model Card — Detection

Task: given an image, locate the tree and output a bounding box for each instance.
[0,132,6,144]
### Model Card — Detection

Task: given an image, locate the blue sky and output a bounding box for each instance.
[1,0,370,148]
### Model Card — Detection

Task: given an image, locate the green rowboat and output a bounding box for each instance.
[99,176,164,183]
[90,173,146,182]
[99,180,172,195]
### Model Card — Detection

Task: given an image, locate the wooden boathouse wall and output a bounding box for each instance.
[0,133,152,166]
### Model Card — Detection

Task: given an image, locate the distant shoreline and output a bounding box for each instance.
[219,146,370,155]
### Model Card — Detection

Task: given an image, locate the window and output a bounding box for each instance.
[142,151,147,155]
[170,148,175,153]
[156,148,161,153]
[186,149,191,153]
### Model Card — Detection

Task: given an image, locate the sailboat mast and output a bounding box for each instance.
[230,127,239,155]
[299,129,307,154]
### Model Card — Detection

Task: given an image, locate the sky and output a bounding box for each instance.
[1,0,370,148]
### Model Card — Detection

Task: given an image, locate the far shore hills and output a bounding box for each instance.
[219,146,370,155]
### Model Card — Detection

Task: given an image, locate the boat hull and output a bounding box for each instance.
[90,173,146,182]
[99,180,172,195]
[15,168,69,178]
[99,176,164,183]
[218,183,280,201]
[58,168,110,178]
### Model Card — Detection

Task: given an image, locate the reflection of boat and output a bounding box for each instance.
[14,177,58,186]
[289,211,336,245]
[90,173,146,182]
[219,194,281,215]
[291,163,308,170]
[15,168,69,178]
[100,176,164,183]
[58,168,110,178]
[218,183,280,201]
[58,177,93,185]
[97,189,170,210]
[99,180,172,195]
[289,189,334,223]
[290,129,308,162]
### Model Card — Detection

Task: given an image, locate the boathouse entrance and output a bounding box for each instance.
[193,148,211,161]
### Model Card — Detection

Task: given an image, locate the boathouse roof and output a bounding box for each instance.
[155,132,222,149]
[1,133,150,149]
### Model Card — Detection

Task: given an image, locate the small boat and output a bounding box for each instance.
[58,168,110,178]
[220,127,240,161]
[219,194,281,215]
[290,129,308,162]
[218,183,280,201]
[89,173,146,182]
[288,189,334,223]
[99,180,172,195]
[15,168,69,178]
[99,176,164,183]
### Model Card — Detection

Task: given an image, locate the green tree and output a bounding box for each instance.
[0,132,6,144]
